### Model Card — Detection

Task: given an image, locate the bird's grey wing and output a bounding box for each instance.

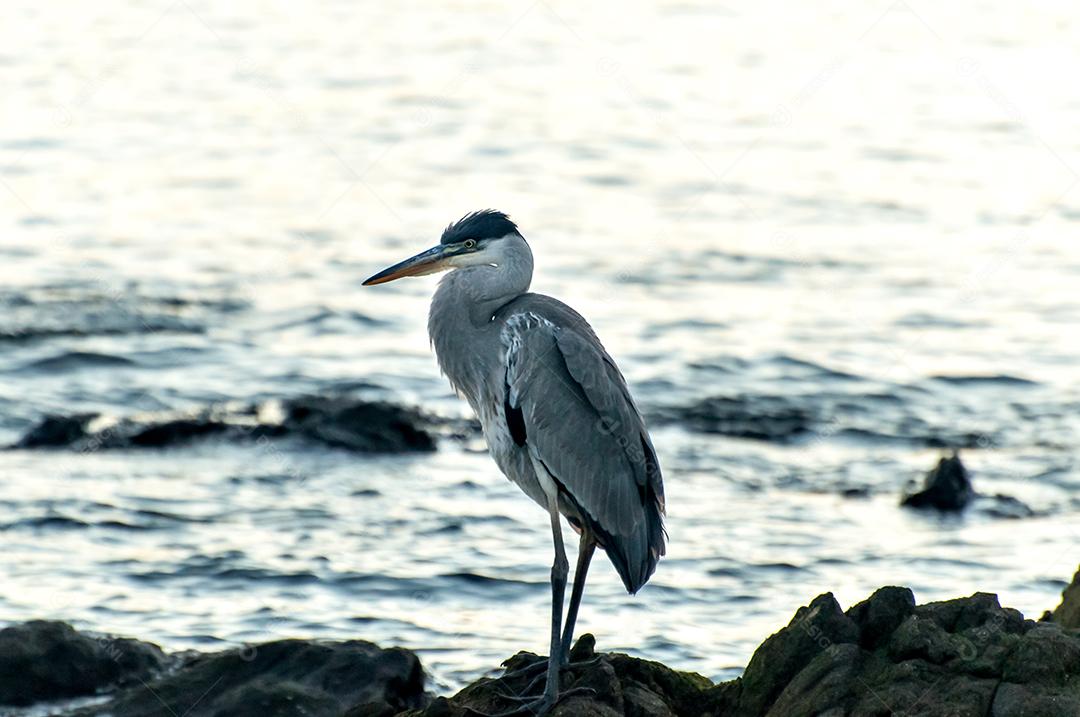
[502,311,665,592]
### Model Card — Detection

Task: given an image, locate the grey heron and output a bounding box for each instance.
[364,210,666,714]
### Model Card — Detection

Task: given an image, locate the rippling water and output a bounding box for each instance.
[3,0,1080,700]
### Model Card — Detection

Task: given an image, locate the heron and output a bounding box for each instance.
[364,210,666,714]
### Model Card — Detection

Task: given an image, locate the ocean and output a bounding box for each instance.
[1,0,1078,701]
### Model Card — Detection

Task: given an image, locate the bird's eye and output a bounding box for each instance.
[463,239,477,249]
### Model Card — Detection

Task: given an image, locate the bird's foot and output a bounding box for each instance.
[464,686,595,717]
[496,656,602,700]
[481,635,600,714]
[496,654,601,690]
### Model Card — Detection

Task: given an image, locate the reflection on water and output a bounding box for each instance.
[2,0,1080,696]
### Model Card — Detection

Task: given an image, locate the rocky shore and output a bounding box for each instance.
[3,571,1078,717]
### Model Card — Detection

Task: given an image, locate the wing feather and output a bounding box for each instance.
[501,310,665,593]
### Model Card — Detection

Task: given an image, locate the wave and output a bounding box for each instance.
[0,287,248,343]
[18,351,136,372]
[930,374,1038,387]
[654,356,1058,449]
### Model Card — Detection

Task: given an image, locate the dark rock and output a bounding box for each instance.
[901,454,973,511]
[0,620,166,706]
[990,682,1080,716]
[845,585,915,649]
[569,631,596,662]
[914,591,1025,635]
[855,663,998,717]
[653,384,1011,449]
[734,592,860,715]
[8,395,438,454]
[736,591,1077,717]
[979,493,1036,519]
[405,585,1080,716]
[128,418,232,447]
[401,634,714,717]
[77,638,426,717]
[282,396,436,453]
[762,642,867,716]
[1001,623,1080,684]
[989,622,1080,716]
[887,612,977,665]
[1048,565,1080,629]
[659,394,814,442]
[11,584,1080,717]
[12,413,96,448]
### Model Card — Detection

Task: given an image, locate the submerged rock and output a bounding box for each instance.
[12,413,96,448]
[654,385,1007,448]
[7,395,437,454]
[657,394,814,442]
[282,396,437,453]
[901,454,974,511]
[0,620,166,706]
[126,417,235,447]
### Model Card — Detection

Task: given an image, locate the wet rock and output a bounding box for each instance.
[0,620,166,706]
[12,413,96,448]
[1048,565,1080,629]
[282,396,436,453]
[654,383,1012,448]
[127,418,233,447]
[8,395,437,453]
[658,394,814,442]
[12,413,256,451]
[901,454,973,511]
[979,493,1035,519]
[77,639,426,717]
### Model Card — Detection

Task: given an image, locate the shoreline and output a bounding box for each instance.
[3,568,1077,717]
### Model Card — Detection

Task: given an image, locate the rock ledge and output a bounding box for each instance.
[5,587,1080,716]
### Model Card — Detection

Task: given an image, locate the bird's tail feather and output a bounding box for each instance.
[591,482,666,595]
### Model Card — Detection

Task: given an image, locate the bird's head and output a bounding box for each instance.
[363,210,523,286]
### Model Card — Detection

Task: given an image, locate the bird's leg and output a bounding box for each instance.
[475,503,599,716]
[496,534,598,699]
[483,494,572,715]
[541,492,569,709]
[560,535,595,663]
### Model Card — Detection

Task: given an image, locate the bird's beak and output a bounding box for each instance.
[363,244,451,286]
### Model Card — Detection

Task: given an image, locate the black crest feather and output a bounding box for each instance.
[440,210,519,245]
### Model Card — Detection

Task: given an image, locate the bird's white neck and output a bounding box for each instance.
[428,235,534,402]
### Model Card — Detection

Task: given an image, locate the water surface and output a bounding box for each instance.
[2,0,1079,700]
